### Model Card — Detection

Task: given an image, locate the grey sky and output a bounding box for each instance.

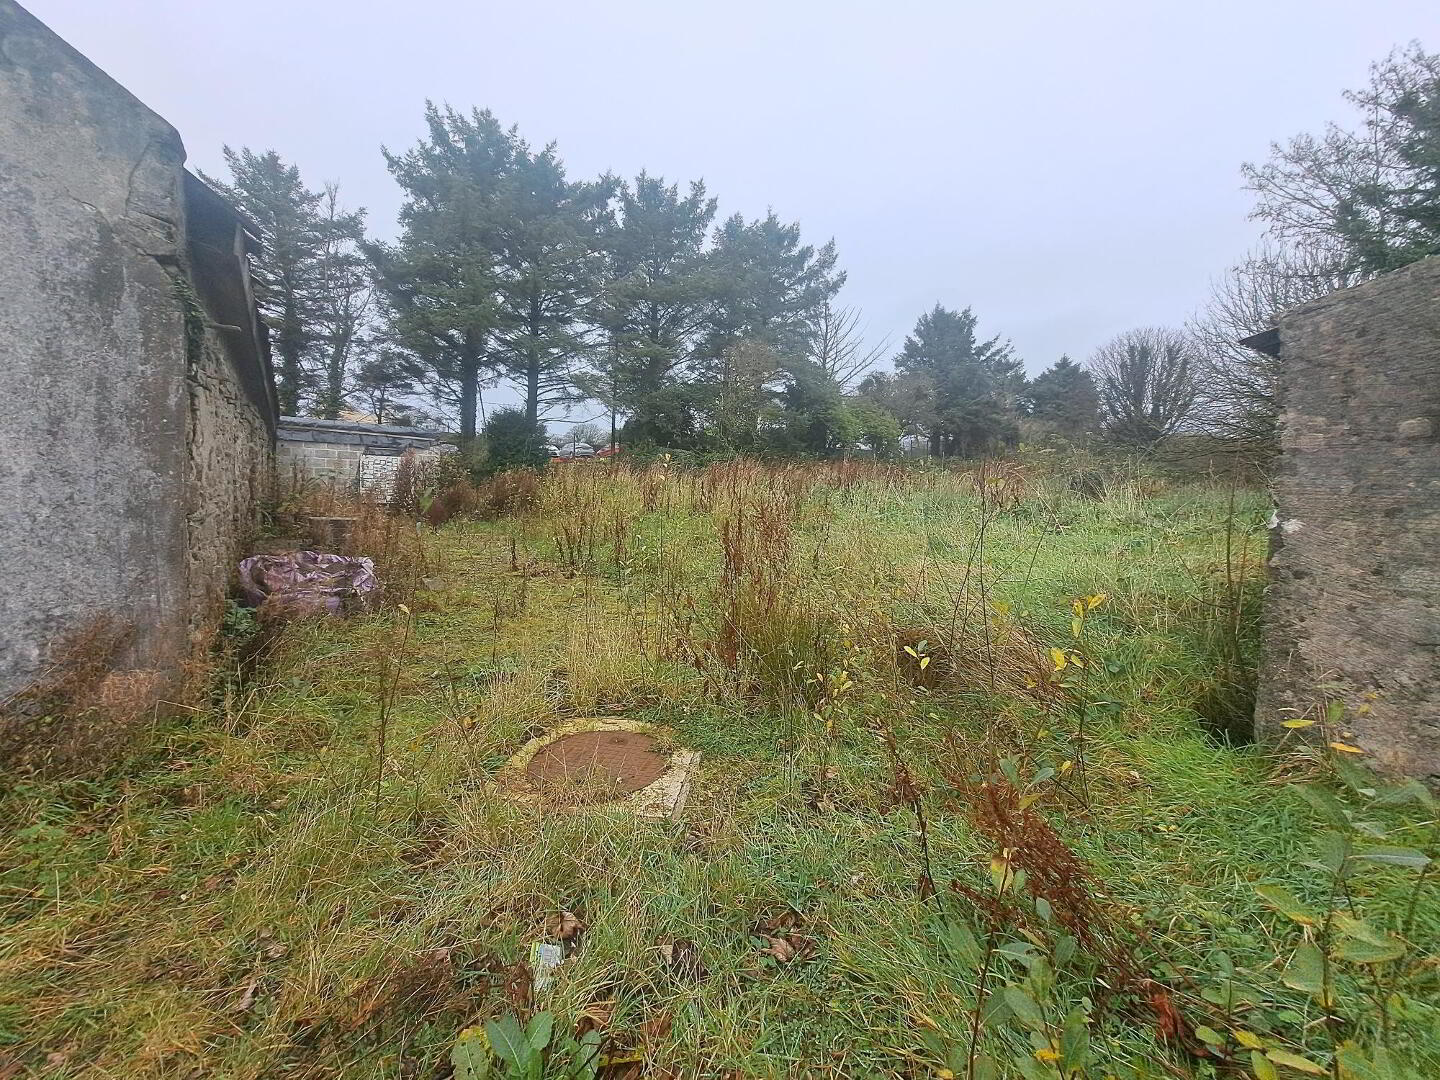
[27,0,1439,409]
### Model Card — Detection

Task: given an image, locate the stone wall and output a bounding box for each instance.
[1256,255,1440,780]
[0,2,274,705]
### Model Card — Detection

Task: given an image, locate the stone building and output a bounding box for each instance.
[1248,256,1440,780]
[277,416,455,494]
[0,2,276,704]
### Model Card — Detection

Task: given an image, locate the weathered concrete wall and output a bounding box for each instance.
[278,439,367,486]
[277,418,451,495]
[0,1,274,703]
[1258,256,1440,780]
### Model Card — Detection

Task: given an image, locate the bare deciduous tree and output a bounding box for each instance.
[1188,243,1362,454]
[1242,43,1440,274]
[810,304,887,388]
[1087,327,1198,446]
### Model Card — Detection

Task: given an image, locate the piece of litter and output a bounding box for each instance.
[530,942,564,992]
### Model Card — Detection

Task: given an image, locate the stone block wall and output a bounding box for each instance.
[278,441,366,486]
[183,310,274,655]
[1257,255,1440,780]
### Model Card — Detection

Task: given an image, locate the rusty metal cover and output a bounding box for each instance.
[524,731,668,801]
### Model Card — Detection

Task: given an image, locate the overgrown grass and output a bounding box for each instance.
[1,459,1435,1079]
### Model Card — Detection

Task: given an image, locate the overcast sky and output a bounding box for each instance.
[26,0,1439,411]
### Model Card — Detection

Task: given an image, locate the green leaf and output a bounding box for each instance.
[484,1015,531,1067]
[1292,784,1351,828]
[1194,1025,1225,1045]
[1333,913,1386,945]
[1252,1049,1280,1080]
[1060,1007,1090,1068]
[938,917,981,969]
[1356,847,1431,871]
[1307,831,1354,878]
[452,1028,493,1080]
[1053,932,1076,967]
[1282,943,1326,995]
[1002,986,1045,1030]
[1372,781,1438,812]
[525,1011,553,1051]
[1334,935,1406,964]
[573,1031,603,1080]
[1336,1041,1419,1080]
[1255,885,1318,925]
[1330,755,1378,797]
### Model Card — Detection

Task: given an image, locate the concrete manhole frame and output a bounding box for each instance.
[498,718,700,819]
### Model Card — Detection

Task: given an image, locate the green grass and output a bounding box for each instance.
[1,460,1435,1079]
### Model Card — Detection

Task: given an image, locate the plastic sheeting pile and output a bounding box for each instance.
[237,551,379,618]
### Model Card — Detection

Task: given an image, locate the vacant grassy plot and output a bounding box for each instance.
[2,460,1436,1079]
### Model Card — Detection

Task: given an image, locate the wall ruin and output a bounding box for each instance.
[1255,255,1440,779]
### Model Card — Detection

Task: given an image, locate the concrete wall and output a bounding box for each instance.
[1258,256,1440,779]
[278,440,368,486]
[276,419,452,496]
[0,1,274,702]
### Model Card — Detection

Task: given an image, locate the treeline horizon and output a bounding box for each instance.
[205,42,1439,470]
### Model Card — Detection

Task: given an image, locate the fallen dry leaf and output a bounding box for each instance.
[760,935,797,962]
[661,938,706,982]
[235,975,262,1014]
[550,909,585,942]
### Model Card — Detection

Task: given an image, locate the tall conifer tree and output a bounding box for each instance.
[368,104,520,441]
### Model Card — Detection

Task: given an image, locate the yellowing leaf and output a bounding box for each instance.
[1282,719,1317,729]
[1328,742,1365,755]
[1086,593,1107,610]
[1233,1029,1265,1049]
[1050,648,1068,672]
[1266,1049,1327,1075]
[989,854,1012,891]
[1071,616,1084,638]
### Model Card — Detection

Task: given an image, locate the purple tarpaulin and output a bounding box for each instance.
[237,551,380,618]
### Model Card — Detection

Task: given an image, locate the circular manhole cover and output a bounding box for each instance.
[524,731,669,802]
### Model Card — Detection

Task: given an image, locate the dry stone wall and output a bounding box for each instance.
[1258,256,1440,780]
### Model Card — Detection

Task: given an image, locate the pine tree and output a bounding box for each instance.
[700,211,845,364]
[1020,356,1100,441]
[312,186,370,419]
[697,211,844,451]
[368,104,520,442]
[352,349,429,425]
[201,148,336,415]
[894,305,1024,456]
[489,147,613,425]
[586,173,717,447]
